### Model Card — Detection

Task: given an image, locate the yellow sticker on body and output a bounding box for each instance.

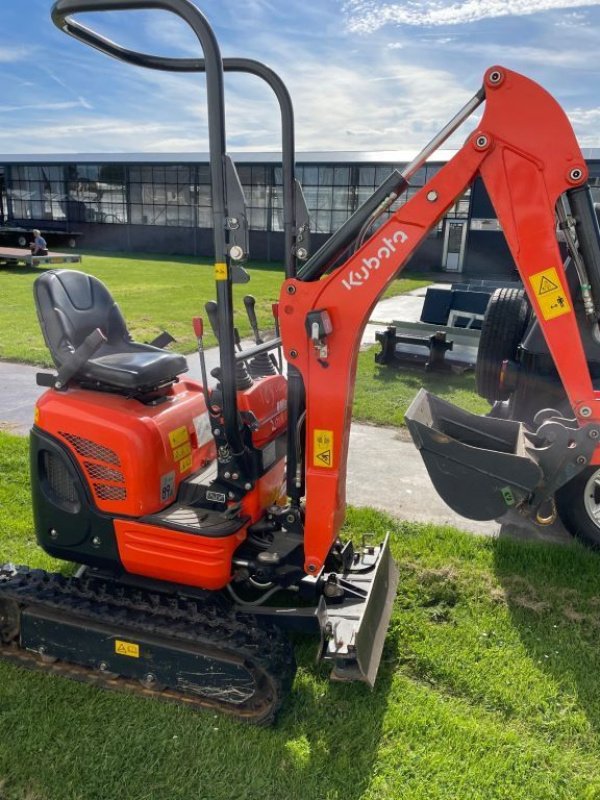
[115,640,140,658]
[313,429,334,469]
[179,454,193,473]
[215,262,228,281]
[529,267,571,321]
[168,426,189,449]
[173,442,192,462]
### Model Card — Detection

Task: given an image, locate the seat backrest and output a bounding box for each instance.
[34,269,129,368]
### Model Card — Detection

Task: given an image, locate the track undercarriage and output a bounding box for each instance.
[0,535,398,724]
[0,566,296,725]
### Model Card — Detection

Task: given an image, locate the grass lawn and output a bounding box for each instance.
[381,275,431,299]
[353,351,490,427]
[3,431,600,799]
[0,252,430,367]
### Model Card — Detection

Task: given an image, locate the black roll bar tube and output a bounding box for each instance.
[50,2,297,279]
[51,0,246,463]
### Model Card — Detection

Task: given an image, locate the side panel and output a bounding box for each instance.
[35,379,216,517]
[237,374,288,449]
[240,459,287,521]
[31,427,122,570]
[114,519,246,590]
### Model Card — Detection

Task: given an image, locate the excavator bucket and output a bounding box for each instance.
[405,389,544,520]
[405,389,600,522]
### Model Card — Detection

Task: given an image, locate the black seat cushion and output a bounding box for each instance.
[83,342,188,390]
[34,269,188,391]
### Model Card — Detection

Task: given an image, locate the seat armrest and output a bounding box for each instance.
[148,330,175,349]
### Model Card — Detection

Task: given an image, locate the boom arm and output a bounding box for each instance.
[279,66,600,573]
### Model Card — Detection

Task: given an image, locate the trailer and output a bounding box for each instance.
[0,247,82,268]
[0,226,82,250]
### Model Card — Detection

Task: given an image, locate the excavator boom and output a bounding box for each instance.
[281,66,600,563]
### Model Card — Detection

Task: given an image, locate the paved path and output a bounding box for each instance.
[0,359,570,544]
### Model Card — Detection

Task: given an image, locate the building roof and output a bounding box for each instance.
[1,148,599,165]
[0,149,454,164]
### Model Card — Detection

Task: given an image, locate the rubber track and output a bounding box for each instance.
[0,567,296,725]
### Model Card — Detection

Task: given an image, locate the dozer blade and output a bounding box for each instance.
[405,389,544,520]
[321,534,399,686]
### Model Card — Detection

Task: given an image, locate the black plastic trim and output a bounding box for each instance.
[31,427,122,571]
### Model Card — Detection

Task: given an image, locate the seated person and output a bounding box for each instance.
[29,229,48,256]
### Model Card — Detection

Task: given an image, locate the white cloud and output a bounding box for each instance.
[438,41,600,68]
[5,0,598,155]
[0,99,92,113]
[343,0,600,31]
[543,106,600,145]
[555,10,588,24]
[0,118,180,153]
[0,45,32,63]
[284,60,475,151]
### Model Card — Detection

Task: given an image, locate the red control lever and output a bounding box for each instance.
[192,317,203,338]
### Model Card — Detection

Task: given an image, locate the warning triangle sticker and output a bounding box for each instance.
[316,450,331,465]
[538,275,559,295]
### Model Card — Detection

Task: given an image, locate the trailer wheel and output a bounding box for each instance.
[475,287,530,403]
[17,235,27,248]
[556,467,600,548]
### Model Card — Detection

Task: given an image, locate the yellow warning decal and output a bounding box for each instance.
[215,262,228,281]
[313,429,334,469]
[529,267,572,321]
[173,442,192,462]
[179,454,193,474]
[115,640,140,658]
[168,426,189,449]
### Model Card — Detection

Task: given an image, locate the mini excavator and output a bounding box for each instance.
[2,0,600,724]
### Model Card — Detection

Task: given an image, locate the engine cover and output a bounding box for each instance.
[34,379,216,518]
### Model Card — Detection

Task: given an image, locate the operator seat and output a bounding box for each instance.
[34,269,188,392]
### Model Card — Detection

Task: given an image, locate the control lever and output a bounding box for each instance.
[192,317,211,407]
[243,294,276,378]
[204,300,220,341]
[206,301,253,390]
[243,295,262,344]
[234,328,243,352]
[272,302,283,373]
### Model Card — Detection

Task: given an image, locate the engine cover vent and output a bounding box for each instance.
[59,432,121,466]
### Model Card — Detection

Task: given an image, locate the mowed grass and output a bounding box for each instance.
[381,275,431,299]
[0,252,429,367]
[4,432,600,799]
[353,351,490,427]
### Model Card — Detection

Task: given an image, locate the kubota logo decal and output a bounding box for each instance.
[342,228,409,291]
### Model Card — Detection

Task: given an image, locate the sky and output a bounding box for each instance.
[1,0,600,156]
